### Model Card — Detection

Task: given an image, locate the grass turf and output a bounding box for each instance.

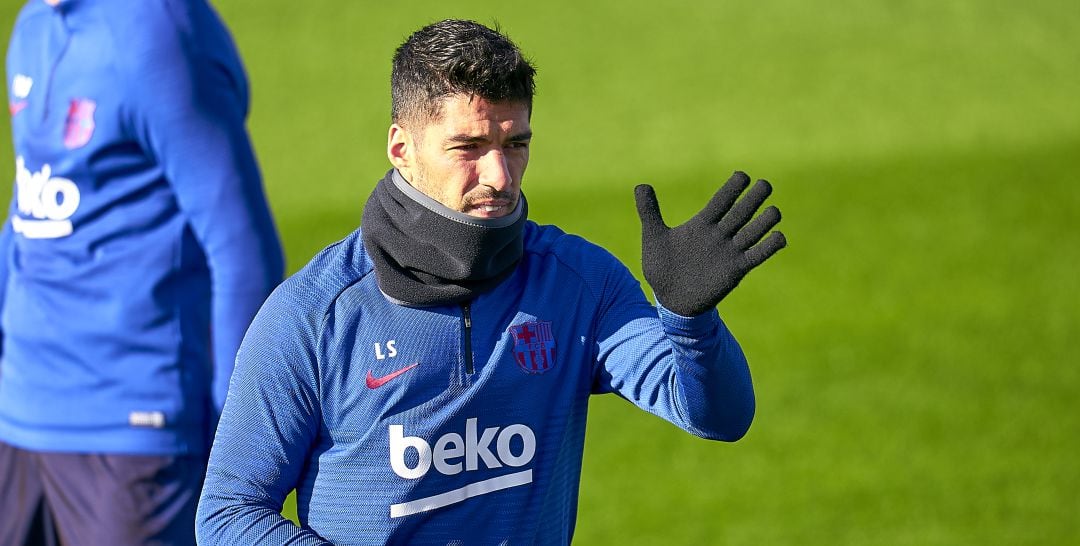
[1,0,1077,543]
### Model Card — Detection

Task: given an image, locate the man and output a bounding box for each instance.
[0,0,284,544]
[197,19,784,545]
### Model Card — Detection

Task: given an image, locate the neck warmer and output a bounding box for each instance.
[361,169,528,307]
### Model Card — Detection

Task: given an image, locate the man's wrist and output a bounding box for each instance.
[656,300,720,337]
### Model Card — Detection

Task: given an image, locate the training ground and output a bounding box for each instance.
[1,1,1076,543]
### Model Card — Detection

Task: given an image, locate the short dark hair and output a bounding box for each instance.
[391,19,536,127]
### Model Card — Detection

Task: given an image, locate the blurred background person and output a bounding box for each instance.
[0,0,283,544]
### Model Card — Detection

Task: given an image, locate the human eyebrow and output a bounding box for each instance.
[444,134,488,146]
[507,131,533,143]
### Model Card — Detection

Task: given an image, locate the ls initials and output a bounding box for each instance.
[375,340,398,360]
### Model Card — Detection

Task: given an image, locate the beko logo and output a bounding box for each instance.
[390,419,535,479]
[387,419,536,518]
[12,156,81,239]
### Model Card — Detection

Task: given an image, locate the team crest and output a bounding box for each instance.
[63,98,96,149]
[508,321,556,375]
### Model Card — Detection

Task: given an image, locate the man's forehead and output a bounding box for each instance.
[429,94,531,131]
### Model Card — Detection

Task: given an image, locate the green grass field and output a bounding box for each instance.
[2,1,1077,543]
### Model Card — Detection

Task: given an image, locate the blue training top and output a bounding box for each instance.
[0,0,284,455]
[197,221,755,545]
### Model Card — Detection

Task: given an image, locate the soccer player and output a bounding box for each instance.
[197,19,785,544]
[0,0,284,543]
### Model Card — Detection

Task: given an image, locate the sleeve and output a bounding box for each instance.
[195,286,332,545]
[0,209,11,357]
[120,14,285,424]
[590,258,755,441]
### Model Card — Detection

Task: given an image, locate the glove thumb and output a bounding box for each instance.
[634,184,666,236]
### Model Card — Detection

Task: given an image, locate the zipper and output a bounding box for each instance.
[461,303,474,375]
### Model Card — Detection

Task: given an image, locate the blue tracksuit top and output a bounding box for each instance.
[197,221,755,544]
[0,0,284,455]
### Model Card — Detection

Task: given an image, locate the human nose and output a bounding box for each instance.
[478,150,512,192]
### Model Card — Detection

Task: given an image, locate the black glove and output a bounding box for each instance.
[635,171,787,316]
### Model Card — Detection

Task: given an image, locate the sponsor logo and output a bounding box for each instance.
[508,321,556,374]
[366,362,419,389]
[388,419,536,517]
[63,98,96,149]
[12,156,81,239]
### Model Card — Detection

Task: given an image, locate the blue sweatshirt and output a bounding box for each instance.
[0,0,284,455]
[197,222,754,545]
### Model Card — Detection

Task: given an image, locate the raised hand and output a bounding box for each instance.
[634,171,787,316]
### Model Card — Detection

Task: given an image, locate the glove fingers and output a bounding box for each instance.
[732,205,782,250]
[742,230,787,270]
[634,184,667,236]
[719,179,772,236]
[693,171,751,224]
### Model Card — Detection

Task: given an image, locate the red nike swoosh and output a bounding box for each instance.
[366,363,419,389]
[9,101,27,116]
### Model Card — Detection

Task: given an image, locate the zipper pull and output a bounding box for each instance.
[461,303,474,375]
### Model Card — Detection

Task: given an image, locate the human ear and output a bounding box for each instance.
[387,124,414,180]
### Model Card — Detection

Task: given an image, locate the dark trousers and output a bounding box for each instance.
[0,441,205,546]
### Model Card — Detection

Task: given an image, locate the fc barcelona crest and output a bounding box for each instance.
[63,98,96,149]
[508,321,556,375]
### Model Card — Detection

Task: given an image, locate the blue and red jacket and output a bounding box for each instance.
[197,221,754,544]
[0,0,284,455]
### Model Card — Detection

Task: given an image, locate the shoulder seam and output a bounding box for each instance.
[522,240,610,371]
[312,260,376,400]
